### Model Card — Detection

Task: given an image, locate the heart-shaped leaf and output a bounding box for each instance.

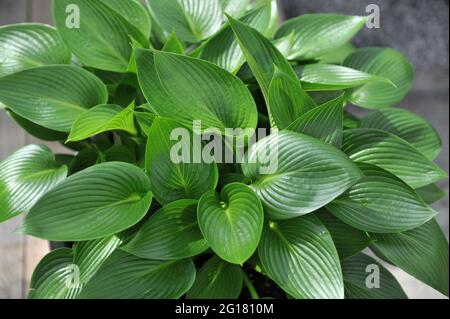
[342,128,447,188]
[67,103,137,142]
[79,250,196,299]
[0,23,71,77]
[360,108,442,160]
[342,253,407,299]
[197,183,264,264]
[327,163,436,233]
[343,48,413,109]
[242,131,362,220]
[147,0,223,43]
[146,117,218,205]
[0,145,67,222]
[187,255,243,299]
[0,65,108,132]
[53,0,148,72]
[371,219,449,297]
[258,214,344,299]
[295,64,392,91]
[287,94,344,147]
[274,14,366,60]
[123,199,208,260]
[197,4,274,73]
[136,49,258,136]
[228,15,316,128]
[316,210,370,260]
[20,162,153,241]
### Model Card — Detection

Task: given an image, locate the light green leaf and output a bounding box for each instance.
[316,210,370,260]
[162,32,185,54]
[79,250,196,299]
[0,145,67,222]
[295,64,392,91]
[274,14,367,60]
[53,0,148,72]
[20,162,153,241]
[344,48,413,109]
[342,128,447,188]
[197,4,274,73]
[371,219,449,296]
[146,117,218,205]
[147,0,223,43]
[0,65,108,132]
[228,14,315,128]
[0,23,71,77]
[327,163,436,233]
[258,215,344,299]
[342,253,407,299]
[187,255,243,299]
[287,94,344,147]
[123,199,208,260]
[360,108,442,160]
[7,111,67,142]
[136,49,257,135]
[316,42,356,65]
[101,0,151,39]
[242,131,362,220]
[197,183,263,264]
[67,103,137,142]
[416,183,447,205]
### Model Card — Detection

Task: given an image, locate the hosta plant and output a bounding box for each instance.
[0,0,448,299]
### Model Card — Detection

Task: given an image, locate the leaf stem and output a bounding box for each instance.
[242,271,260,299]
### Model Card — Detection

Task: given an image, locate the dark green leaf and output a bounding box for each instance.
[416,183,447,205]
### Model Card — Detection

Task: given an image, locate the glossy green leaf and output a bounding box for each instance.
[197,4,274,73]
[147,0,223,43]
[342,128,447,188]
[136,49,258,135]
[371,219,449,296]
[228,15,315,128]
[101,0,151,39]
[0,145,67,222]
[316,42,356,65]
[197,183,264,264]
[0,65,108,132]
[360,108,442,160]
[187,255,243,299]
[258,215,344,299]
[327,163,436,233]
[274,14,366,60]
[344,48,413,109]
[53,0,148,72]
[0,23,71,77]
[29,235,122,299]
[295,64,392,91]
[268,67,317,129]
[123,199,208,260]
[146,117,218,205]
[20,162,152,241]
[416,183,447,205]
[79,250,196,299]
[8,111,67,141]
[287,95,344,147]
[342,253,407,299]
[220,0,250,18]
[316,210,370,260]
[242,131,362,220]
[67,103,137,142]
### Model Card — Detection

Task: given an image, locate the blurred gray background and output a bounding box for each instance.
[0,0,448,299]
